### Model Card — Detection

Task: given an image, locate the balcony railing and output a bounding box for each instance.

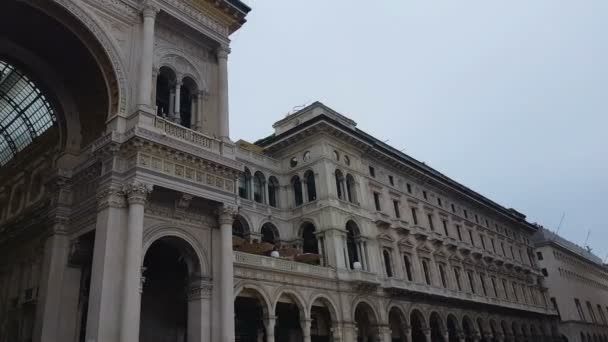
[154,116,218,151]
[234,251,336,279]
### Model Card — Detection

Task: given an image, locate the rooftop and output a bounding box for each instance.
[533,226,605,266]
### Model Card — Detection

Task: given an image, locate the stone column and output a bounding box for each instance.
[85,184,128,342]
[174,80,182,123]
[404,327,412,342]
[423,328,432,342]
[219,205,237,341]
[301,318,312,342]
[378,325,392,342]
[342,322,357,342]
[217,46,230,140]
[119,182,151,342]
[137,3,158,110]
[265,315,277,342]
[443,331,450,342]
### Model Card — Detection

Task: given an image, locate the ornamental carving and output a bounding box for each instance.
[123,182,152,205]
[96,185,126,210]
[218,205,237,225]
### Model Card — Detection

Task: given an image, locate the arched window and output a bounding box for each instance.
[232,215,250,239]
[238,168,251,199]
[268,176,279,208]
[301,223,318,254]
[403,255,413,281]
[155,66,176,117]
[383,250,393,277]
[178,77,198,129]
[253,171,265,203]
[0,59,56,166]
[346,174,356,203]
[422,259,431,285]
[304,170,316,202]
[439,264,447,288]
[335,170,344,200]
[260,223,279,245]
[292,175,303,206]
[346,220,361,269]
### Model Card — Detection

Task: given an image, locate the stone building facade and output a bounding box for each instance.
[533,228,608,342]
[0,0,567,342]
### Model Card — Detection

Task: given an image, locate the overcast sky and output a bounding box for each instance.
[228,0,608,260]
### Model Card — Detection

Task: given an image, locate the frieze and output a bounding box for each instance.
[137,152,235,194]
[162,0,230,37]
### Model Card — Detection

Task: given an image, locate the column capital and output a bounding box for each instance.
[141,1,159,18]
[96,184,126,210]
[123,181,152,205]
[218,204,237,225]
[217,45,231,59]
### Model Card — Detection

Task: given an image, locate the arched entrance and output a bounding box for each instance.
[430,312,444,342]
[354,301,379,342]
[275,292,305,342]
[447,315,460,342]
[310,296,337,342]
[140,236,203,342]
[235,287,270,342]
[410,309,427,342]
[388,307,407,342]
[462,316,476,342]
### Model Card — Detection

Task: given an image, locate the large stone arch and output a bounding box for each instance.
[352,298,381,323]
[143,224,210,276]
[25,0,127,116]
[234,282,273,317]
[308,293,340,322]
[272,287,308,318]
[156,50,208,93]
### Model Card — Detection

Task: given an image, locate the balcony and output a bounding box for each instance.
[234,251,336,279]
[337,268,381,289]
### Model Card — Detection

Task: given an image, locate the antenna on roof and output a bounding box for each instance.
[583,229,591,251]
[286,103,308,117]
[555,212,565,235]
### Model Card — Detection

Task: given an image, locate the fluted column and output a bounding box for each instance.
[219,205,237,341]
[265,315,277,342]
[217,46,230,140]
[137,3,158,110]
[119,182,151,342]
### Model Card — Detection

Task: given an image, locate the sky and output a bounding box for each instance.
[228,0,608,260]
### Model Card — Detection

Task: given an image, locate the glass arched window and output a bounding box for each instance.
[346,221,360,269]
[0,59,56,166]
[301,223,318,254]
[261,223,279,245]
[383,250,393,277]
[403,255,413,281]
[238,168,251,199]
[335,170,344,200]
[304,170,316,202]
[268,176,279,208]
[292,176,303,206]
[253,171,265,203]
[346,174,356,203]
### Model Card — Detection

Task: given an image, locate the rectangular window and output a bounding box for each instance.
[485,218,489,227]
[480,234,486,250]
[423,191,428,200]
[454,268,462,291]
[598,305,607,325]
[422,260,431,285]
[491,277,498,297]
[442,220,449,236]
[587,301,597,323]
[411,207,418,225]
[427,213,435,231]
[369,166,375,177]
[575,299,586,321]
[406,183,412,193]
[551,297,561,319]
[536,251,544,260]
[451,203,456,213]
[439,264,447,288]
[468,230,475,246]
[541,268,548,276]
[388,175,394,186]
[464,209,468,219]
[393,200,400,218]
[403,255,413,281]
[467,271,476,294]
[479,273,488,296]
[490,239,496,253]
[373,192,381,211]
[456,225,463,241]
[437,197,442,207]
[475,214,479,223]
[502,279,509,300]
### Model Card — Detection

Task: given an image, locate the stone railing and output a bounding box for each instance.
[382,278,556,315]
[234,251,336,279]
[154,116,218,151]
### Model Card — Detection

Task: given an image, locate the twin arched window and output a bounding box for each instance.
[238,169,279,208]
[155,66,199,129]
[292,170,317,207]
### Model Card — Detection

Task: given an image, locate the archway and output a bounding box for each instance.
[232,215,251,250]
[410,309,427,342]
[301,222,319,255]
[388,307,407,342]
[354,301,379,342]
[462,316,476,342]
[447,314,460,342]
[235,287,270,342]
[275,292,305,342]
[310,296,337,342]
[429,312,444,342]
[476,318,487,342]
[261,222,280,246]
[140,236,203,342]
[155,66,176,117]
